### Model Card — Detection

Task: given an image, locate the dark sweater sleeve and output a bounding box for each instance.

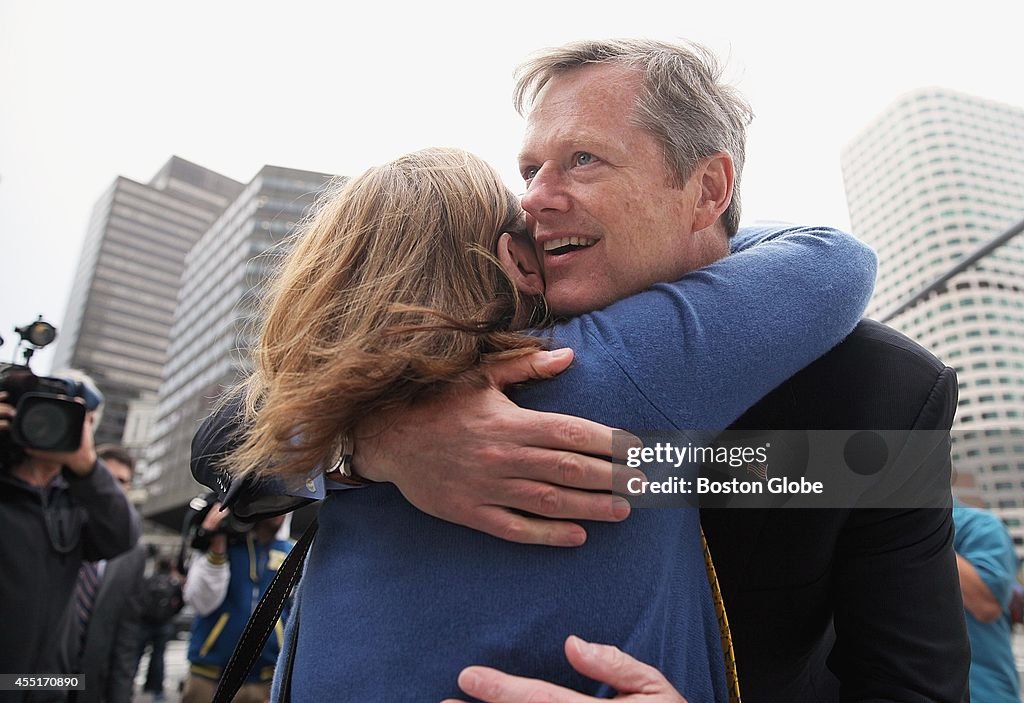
[65,458,140,561]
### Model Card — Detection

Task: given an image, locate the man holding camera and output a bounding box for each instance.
[0,373,140,703]
[181,503,291,703]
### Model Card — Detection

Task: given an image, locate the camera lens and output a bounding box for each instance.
[20,402,72,450]
[14,395,85,452]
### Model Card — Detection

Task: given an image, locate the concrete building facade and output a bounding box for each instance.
[841,88,1024,551]
[51,157,244,447]
[143,165,335,523]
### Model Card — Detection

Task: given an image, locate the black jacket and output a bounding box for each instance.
[65,543,146,703]
[702,319,970,702]
[0,461,140,703]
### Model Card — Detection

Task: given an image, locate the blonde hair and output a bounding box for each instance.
[226,148,544,481]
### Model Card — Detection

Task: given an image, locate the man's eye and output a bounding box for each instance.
[521,166,539,182]
[574,152,595,166]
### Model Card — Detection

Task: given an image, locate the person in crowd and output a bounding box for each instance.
[181,503,291,703]
[0,369,139,703]
[217,140,874,701]
[65,444,146,703]
[953,499,1021,702]
[135,555,185,703]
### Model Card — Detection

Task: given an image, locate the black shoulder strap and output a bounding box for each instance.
[212,517,317,703]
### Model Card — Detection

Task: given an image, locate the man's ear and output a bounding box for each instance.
[497,231,545,296]
[690,152,735,233]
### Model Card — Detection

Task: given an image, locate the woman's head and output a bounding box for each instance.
[227,148,546,481]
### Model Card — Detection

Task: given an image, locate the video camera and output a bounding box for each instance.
[0,365,104,452]
[0,316,103,453]
[179,492,254,570]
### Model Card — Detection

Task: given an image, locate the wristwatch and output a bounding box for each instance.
[326,434,374,486]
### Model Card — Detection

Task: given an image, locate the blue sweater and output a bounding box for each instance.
[952,501,1021,702]
[286,225,877,701]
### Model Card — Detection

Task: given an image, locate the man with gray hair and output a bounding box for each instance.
[355,40,967,701]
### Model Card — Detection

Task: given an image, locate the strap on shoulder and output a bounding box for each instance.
[212,517,317,703]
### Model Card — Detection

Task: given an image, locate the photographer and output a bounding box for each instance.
[181,503,291,703]
[0,371,140,703]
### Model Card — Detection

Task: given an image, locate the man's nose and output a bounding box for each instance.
[521,163,571,219]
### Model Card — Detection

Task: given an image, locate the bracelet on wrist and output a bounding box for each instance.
[206,552,228,566]
[325,434,374,486]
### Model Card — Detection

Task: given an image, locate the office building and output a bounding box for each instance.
[51,157,244,447]
[841,88,1024,550]
[143,165,335,523]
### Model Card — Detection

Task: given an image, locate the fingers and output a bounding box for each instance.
[454,665,594,703]
[200,502,228,531]
[563,637,679,696]
[466,505,587,548]
[489,444,646,497]
[495,479,632,522]
[507,446,619,491]
[444,478,635,547]
[445,643,688,703]
[515,409,630,459]
[484,348,575,387]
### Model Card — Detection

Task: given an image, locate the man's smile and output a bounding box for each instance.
[542,236,598,256]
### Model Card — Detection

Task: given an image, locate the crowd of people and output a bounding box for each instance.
[2,35,1023,703]
[0,371,292,703]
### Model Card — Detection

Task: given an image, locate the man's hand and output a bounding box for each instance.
[442,636,688,703]
[201,501,230,555]
[353,349,639,547]
[955,552,1002,622]
[201,501,229,532]
[0,392,13,433]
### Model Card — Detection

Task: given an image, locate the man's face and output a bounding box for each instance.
[105,458,133,496]
[517,63,706,316]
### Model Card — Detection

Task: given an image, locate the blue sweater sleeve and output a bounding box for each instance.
[955,506,1019,607]
[548,225,877,430]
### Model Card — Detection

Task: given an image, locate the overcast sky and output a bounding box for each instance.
[3,0,1022,372]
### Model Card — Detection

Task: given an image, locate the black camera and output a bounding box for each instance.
[181,492,254,554]
[0,364,104,452]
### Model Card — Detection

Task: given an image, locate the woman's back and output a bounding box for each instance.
[289,220,876,700]
[293,345,725,700]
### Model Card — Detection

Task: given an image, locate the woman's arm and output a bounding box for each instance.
[563,225,876,430]
[190,225,875,547]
